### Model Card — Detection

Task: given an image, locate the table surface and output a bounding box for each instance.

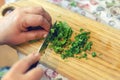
[47,0,120,29]
[0,0,120,80]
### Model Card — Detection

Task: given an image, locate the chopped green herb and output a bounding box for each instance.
[92,52,97,57]
[61,54,66,59]
[75,56,79,58]
[83,53,87,58]
[48,21,96,59]
[80,28,84,32]
[78,56,82,59]
[83,41,93,51]
[48,21,73,55]
[50,29,55,33]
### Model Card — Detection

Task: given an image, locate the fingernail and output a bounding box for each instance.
[43,34,47,38]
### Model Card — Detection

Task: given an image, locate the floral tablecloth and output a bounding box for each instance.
[0,0,120,80]
[48,0,120,29]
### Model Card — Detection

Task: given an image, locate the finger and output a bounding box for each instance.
[26,67,43,80]
[10,53,40,73]
[22,7,52,23]
[44,12,52,24]
[22,14,50,31]
[9,30,48,45]
[23,29,48,41]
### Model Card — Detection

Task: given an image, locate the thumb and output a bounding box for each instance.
[10,53,40,73]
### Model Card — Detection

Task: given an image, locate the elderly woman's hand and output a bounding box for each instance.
[0,7,52,45]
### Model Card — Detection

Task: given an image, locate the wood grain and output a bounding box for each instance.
[0,0,120,80]
[0,45,18,67]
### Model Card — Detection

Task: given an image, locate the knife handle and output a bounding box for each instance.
[27,61,39,71]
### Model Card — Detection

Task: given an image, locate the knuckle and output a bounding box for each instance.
[49,17,52,22]
[37,7,45,15]
[40,15,44,20]
[38,7,45,12]
[14,8,25,18]
[13,11,24,21]
[21,55,35,67]
[21,58,30,67]
[38,16,44,23]
[44,19,50,27]
[25,61,31,68]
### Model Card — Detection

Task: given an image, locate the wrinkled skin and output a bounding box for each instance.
[1,7,52,80]
[0,7,52,45]
[2,53,43,80]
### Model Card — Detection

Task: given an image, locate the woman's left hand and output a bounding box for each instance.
[0,7,52,45]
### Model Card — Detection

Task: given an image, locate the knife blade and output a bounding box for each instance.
[28,26,52,71]
[37,29,51,54]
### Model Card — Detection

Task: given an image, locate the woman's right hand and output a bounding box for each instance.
[2,53,43,80]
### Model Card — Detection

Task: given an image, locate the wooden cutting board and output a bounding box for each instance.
[0,45,18,67]
[0,0,120,80]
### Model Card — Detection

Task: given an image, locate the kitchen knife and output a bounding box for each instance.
[28,26,52,71]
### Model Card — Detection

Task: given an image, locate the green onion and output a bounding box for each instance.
[80,28,84,32]
[47,21,96,59]
[82,53,87,59]
[92,52,97,57]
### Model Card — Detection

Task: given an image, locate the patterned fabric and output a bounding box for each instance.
[48,0,120,29]
[45,0,120,79]
[0,67,10,80]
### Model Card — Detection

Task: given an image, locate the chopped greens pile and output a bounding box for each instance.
[49,21,97,59]
[48,21,73,53]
